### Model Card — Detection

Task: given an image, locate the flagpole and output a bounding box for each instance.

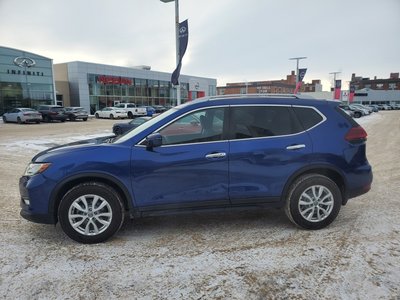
[160,0,181,106]
[174,0,181,105]
[289,56,307,93]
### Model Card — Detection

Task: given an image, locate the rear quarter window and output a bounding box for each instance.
[335,106,359,127]
[293,107,324,130]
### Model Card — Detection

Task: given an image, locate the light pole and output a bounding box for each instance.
[160,0,181,105]
[289,56,307,86]
[329,71,341,88]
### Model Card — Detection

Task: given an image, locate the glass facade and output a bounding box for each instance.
[87,74,190,114]
[0,46,55,115]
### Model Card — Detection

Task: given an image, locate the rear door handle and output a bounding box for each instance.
[205,152,227,159]
[286,144,306,150]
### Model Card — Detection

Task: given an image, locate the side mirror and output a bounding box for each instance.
[146,133,163,150]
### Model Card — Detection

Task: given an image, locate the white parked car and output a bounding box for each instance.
[94,107,127,119]
[2,108,42,124]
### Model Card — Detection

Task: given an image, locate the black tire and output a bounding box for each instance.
[83,118,88,121]
[44,115,51,122]
[95,113,99,119]
[61,119,66,122]
[354,111,361,118]
[58,182,125,244]
[114,126,122,135]
[2,116,7,123]
[70,115,76,121]
[110,114,114,119]
[128,111,133,119]
[285,174,341,230]
[17,117,23,124]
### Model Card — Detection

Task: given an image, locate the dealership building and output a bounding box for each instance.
[0,46,217,115]
[0,46,55,115]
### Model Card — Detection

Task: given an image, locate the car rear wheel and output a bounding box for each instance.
[354,111,361,118]
[95,113,99,119]
[110,114,114,119]
[83,118,88,121]
[2,116,7,123]
[17,117,23,124]
[285,174,341,230]
[58,182,125,244]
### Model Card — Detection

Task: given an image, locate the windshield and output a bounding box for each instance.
[114,108,178,143]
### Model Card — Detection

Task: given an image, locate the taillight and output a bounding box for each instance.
[345,126,367,143]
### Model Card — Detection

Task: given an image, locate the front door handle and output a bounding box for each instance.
[205,152,227,159]
[286,144,306,150]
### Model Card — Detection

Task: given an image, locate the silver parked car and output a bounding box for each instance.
[64,107,89,121]
[2,108,42,124]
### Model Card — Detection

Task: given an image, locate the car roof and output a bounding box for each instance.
[179,94,332,109]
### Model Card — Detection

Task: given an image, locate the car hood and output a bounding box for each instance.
[32,135,116,162]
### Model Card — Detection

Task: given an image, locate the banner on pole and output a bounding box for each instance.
[349,85,355,103]
[294,68,307,94]
[171,19,189,86]
[334,80,342,100]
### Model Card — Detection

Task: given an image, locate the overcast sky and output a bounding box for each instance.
[1,0,399,90]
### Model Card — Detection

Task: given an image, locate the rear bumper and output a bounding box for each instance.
[344,163,373,204]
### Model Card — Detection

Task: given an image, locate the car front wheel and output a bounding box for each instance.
[285,174,341,230]
[58,182,125,244]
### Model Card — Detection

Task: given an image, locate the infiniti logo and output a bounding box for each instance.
[14,57,36,68]
[179,26,187,34]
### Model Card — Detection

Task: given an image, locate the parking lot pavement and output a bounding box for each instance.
[0,112,399,299]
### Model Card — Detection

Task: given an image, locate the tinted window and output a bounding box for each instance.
[335,106,359,127]
[158,107,225,145]
[293,107,323,130]
[231,106,303,139]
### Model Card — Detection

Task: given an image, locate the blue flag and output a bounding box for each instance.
[171,19,189,86]
[298,68,307,82]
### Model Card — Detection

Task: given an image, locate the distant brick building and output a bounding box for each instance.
[217,71,322,95]
[350,72,400,91]
[302,80,322,92]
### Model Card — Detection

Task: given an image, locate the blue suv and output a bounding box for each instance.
[19,95,373,243]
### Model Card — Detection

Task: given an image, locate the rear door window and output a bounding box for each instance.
[230,106,303,139]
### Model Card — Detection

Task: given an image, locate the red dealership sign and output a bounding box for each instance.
[97,75,132,85]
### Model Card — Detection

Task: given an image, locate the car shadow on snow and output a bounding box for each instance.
[118,207,292,237]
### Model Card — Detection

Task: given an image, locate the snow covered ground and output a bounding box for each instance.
[0,112,399,299]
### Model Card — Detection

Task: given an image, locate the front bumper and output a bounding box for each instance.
[19,176,56,224]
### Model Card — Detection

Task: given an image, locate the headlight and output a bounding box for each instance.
[24,163,51,176]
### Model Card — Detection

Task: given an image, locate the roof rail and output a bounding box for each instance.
[208,93,310,100]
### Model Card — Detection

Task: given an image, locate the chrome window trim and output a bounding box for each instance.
[135,104,327,148]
